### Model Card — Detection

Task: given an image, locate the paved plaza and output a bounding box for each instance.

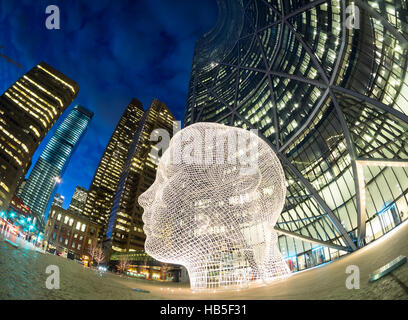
[1,220,408,300]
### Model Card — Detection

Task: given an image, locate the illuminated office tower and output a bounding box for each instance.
[0,62,78,211]
[105,99,176,254]
[84,99,145,234]
[184,0,408,271]
[18,105,93,227]
[68,186,88,215]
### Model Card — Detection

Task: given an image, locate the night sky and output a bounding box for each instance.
[0,0,217,207]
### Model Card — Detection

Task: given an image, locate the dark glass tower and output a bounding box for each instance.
[184,0,408,271]
[83,99,145,237]
[105,99,176,255]
[19,105,93,228]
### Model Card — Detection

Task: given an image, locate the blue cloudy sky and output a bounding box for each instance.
[0,0,217,207]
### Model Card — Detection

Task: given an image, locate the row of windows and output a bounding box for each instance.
[184,0,408,268]
[51,210,92,233]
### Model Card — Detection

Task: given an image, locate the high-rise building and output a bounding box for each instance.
[15,178,27,196]
[51,193,65,208]
[83,99,145,234]
[18,105,93,227]
[0,62,78,211]
[184,0,408,271]
[105,99,177,254]
[68,186,88,215]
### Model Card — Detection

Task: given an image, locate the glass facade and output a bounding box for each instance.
[0,62,79,212]
[106,99,177,254]
[19,105,93,227]
[83,99,145,238]
[184,0,408,270]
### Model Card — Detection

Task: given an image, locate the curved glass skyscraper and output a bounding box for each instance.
[19,105,93,228]
[184,0,408,271]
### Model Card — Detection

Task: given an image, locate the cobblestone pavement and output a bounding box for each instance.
[1,220,408,300]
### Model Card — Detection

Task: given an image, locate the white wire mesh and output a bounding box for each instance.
[139,122,290,291]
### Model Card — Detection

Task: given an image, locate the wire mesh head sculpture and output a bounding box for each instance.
[139,122,290,291]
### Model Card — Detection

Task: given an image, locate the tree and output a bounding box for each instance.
[88,242,105,267]
[93,245,105,267]
[118,255,130,275]
[87,241,99,266]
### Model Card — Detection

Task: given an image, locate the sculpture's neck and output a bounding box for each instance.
[185,243,290,291]
[186,262,252,291]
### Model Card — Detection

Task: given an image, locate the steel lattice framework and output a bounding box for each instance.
[184,0,408,270]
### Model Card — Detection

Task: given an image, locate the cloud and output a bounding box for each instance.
[0,0,218,203]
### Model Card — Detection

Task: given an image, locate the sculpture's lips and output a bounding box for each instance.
[141,210,151,236]
[143,226,150,235]
[142,220,152,236]
[141,208,150,223]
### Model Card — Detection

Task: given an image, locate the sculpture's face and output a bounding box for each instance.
[139,158,191,264]
[138,123,286,266]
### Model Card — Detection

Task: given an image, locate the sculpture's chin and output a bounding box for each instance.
[144,239,156,258]
[145,238,175,264]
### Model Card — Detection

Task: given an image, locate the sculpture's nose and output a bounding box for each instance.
[138,185,154,209]
[138,192,148,208]
[139,184,156,229]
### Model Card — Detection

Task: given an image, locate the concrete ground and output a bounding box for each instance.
[1,219,408,300]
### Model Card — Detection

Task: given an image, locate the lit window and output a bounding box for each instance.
[76,222,81,230]
[57,214,61,221]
